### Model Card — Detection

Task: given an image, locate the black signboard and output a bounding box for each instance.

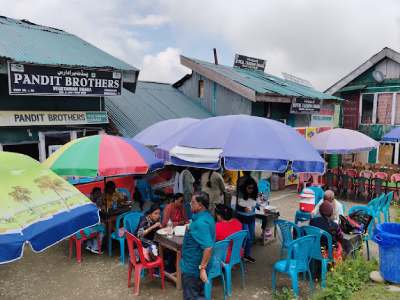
[8,62,122,96]
[233,54,266,71]
[290,98,321,114]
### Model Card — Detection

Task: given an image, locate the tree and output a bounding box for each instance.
[9,186,35,215]
[34,175,71,210]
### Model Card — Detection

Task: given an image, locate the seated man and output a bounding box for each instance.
[102,181,126,211]
[162,193,188,227]
[311,190,343,224]
[215,204,242,263]
[310,201,343,262]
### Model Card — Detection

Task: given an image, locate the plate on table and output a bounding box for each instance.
[157,228,169,235]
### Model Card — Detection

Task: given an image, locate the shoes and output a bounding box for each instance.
[90,248,100,254]
[85,245,100,254]
[243,255,256,263]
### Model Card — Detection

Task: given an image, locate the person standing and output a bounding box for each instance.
[174,168,195,218]
[236,180,258,263]
[201,170,226,214]
[181,192,215,300]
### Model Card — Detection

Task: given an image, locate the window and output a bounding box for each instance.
[395,94,400,125]
[361,94,374,124]
[376,93,393,124]
[198,80,204,98]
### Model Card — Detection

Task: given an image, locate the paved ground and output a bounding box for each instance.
[0,189,386,300]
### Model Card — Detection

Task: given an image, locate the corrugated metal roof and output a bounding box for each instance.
[105,81,213,137]
[0,16,137,71]
[185,57,342,101]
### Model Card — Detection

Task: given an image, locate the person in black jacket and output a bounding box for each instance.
[310,201,343,261]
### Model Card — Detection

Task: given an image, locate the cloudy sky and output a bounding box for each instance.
[1,0,400,90]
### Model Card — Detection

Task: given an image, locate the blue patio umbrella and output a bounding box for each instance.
[382,127,400,142]
[156,115,325,173]
[134,118,200,147]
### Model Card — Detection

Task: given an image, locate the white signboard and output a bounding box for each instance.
[48,145,62,156]
[310,115,334,127]
[0,111,108,126]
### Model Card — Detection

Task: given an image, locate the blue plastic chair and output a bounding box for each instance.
[294,186,324,224]
[367,194,385,224]
[275,219,302,257]
[381,192,393,222]
[223,230,247,296]
[301,226,333,288]
[272,235,316,297]
[348,205,373,260]
[108,211,134,264]
[124,211,144,234]
[258,178,271,200]
[204,240,230,300]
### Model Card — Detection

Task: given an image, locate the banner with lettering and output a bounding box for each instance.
[0,111,108,126]
[8,62,122,96]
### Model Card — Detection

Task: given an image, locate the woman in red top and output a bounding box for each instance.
[162,193,188,227]
[215,204,243,262]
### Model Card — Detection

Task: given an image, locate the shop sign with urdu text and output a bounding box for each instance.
[8,62,122,96]
[233,54,266,72]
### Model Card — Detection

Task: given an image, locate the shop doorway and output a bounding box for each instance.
[43,132,71,158]
[3,143,40,160]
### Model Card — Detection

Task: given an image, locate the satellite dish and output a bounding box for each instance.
[372,70,385,83]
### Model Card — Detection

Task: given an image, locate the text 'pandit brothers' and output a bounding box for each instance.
[12,74,120,89]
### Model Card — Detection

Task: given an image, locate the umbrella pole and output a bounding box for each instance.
[236,171,240,209]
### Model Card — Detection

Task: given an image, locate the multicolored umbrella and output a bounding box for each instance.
[310,128,380,154]
[0,152,99,264]
[43,134,164,177]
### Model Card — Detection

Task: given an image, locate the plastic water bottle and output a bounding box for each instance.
[167,219,173,238]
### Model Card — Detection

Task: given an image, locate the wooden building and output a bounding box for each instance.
[326,47,400,140]
[174,55,342,128]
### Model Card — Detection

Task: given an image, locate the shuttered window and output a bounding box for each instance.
[361,94,374,124]
[376,93,392,125]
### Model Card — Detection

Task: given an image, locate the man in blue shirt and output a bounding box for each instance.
[181,191,215,300]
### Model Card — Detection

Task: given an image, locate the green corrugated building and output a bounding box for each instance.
[0,16,138,161]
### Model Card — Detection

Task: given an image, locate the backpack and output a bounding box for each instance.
[339,215,362,234]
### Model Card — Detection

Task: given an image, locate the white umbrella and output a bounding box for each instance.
[310,128,380,154]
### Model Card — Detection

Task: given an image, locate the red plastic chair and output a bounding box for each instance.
[360,170,374,179]
[374,172,388,180]
[346,168,358,177]
[125,231,165,296]
[68,230,102,263]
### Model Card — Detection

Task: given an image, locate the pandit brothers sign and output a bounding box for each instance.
[0,111,109,126]
[8,62,122,96]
